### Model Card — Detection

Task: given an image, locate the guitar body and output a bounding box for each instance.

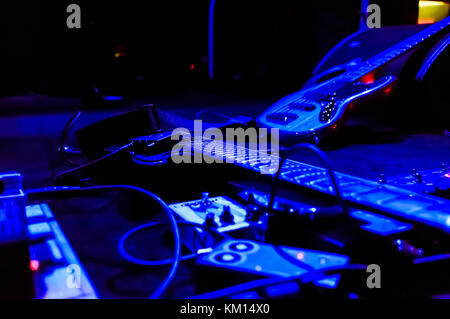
[256,72,396,143]
[256,22,450,144]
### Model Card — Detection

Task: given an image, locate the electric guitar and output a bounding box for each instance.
[256,17,450,143]
[130,134,450,234]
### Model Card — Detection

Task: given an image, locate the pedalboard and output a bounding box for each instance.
[0,172,97,299]
[26,204,98,299]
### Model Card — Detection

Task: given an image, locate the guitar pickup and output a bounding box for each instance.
[266,113,298,125]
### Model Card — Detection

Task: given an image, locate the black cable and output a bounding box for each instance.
[268,143,348,216]
[25,185,180,299]
[59,111,83,166]
[54,143,133,182]
[118,220,230,266]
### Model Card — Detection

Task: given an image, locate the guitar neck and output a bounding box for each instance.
[342,17,450,83]
[190,139,450,233]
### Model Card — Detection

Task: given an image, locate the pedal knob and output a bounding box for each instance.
[220,206,234,224]
[202,192,210,202]
[199,192,211,210]
[205,213,218,228]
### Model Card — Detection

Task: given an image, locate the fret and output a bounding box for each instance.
[235,145,250,164]
[241,148,259,166]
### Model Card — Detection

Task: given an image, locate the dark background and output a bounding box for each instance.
[0,0,419,98]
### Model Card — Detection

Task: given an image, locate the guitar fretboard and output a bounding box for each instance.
[188,139,450,233]
[343,17,450,82]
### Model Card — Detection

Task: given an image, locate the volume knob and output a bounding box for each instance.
[220,206,234,224]
[205,213,218,228]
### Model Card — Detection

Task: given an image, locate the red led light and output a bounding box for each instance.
[190,64,195,71]
[332,124,338,129]
[384,87,393,95]
[360,73,375,84]
[30,260,39,272]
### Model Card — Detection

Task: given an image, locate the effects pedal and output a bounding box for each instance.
[169,194,249,233]
[196,239,350,290]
